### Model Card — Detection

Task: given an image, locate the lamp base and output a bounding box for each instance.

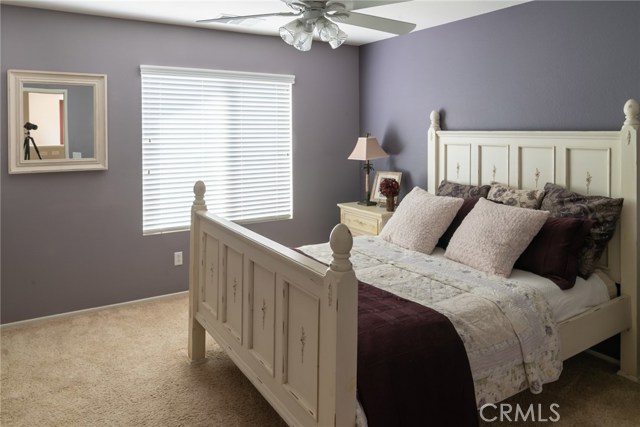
[358,200,377,206]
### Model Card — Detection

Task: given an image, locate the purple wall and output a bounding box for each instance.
[360,1,640,192]
[3,1,639,323]
[1,5,361,323]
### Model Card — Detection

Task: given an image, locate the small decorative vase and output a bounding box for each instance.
[385,196,395,212]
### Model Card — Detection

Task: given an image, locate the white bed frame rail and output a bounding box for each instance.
[188,180,358,427]
[427,99,639,381]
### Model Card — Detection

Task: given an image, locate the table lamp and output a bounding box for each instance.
[348,134,388,205]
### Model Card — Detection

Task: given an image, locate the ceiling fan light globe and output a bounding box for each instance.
[279,18,304,45]
[316,16,338,42]
[329,29,348,49]
[293,31,313,51]
[279,28,295,45]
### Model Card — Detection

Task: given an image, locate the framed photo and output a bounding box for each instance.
[370,171,402,204]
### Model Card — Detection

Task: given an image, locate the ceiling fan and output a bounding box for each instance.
[198,0,416,51]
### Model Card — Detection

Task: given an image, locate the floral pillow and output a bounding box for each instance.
[540,183,623,278]
[379,186,464,255]
[488,182,544,209]
[436,180,490,199]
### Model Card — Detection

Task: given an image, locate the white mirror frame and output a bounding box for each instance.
[7,69,108,174]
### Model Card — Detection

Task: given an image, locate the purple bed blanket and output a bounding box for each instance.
[293,248,477,426]
[357,281,478,427]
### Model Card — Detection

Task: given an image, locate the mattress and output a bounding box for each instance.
[429,247,611,323]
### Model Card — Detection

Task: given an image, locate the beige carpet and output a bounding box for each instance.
[1,294,639,427]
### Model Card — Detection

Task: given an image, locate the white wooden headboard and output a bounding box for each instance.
[427,99,639,379]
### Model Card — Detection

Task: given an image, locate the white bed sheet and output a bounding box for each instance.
[429,247,611,323]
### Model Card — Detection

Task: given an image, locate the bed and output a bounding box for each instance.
[188,99,639,427]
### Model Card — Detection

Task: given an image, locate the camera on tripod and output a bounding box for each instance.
[23,122,42,160]
[24,122,38,131]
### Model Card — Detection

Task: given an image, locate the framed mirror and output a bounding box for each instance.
[7,69,107,174]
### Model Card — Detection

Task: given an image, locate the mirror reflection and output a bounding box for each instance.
[8,70,107,174]
[23,84,95,160]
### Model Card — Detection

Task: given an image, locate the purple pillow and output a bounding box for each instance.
[437,197,480,249]
[514,217,594,289]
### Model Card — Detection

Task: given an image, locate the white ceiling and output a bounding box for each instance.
[1,0,527,46]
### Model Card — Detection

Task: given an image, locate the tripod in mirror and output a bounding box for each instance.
[23,122,42,160]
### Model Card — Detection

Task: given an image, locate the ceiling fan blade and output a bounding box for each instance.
[197,12,299,24]
[337,11,415,35]
[337,0,414,12]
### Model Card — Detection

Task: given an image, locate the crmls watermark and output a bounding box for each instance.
[479,403,560,423]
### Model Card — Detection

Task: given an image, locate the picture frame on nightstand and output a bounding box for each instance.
[369,171,402,205]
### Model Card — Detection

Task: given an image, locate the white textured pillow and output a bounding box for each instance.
[379,187,464,254]
[445,198,549,277]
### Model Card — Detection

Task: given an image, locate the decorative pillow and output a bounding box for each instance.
[514,217,594,289]
[379,187,464,255]
[540,183,623,278]
[437,180,490,199]
[487,182,544,209]
[436,197,480,249]
[445,198,549,277]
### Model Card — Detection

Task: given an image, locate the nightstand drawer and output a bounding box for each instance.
[337,202,394,237]
[341,211,378,236]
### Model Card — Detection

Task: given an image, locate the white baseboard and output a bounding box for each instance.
[0,291,188,330]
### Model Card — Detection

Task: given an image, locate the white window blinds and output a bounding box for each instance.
[141,65,294,234]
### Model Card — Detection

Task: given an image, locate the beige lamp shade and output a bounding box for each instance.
[348,135,389,161]
[349,134,388,206]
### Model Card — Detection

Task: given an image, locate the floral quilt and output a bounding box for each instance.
[299,236,562,406]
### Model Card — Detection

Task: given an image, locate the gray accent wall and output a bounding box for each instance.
[360,1,640,193]
[1,5,361,323]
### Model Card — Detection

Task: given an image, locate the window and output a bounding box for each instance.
[141,65,294,234]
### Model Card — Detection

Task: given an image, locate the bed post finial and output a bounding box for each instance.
[619,98,639,381]
[329,223,353,272]
[322,223,357,426]
[428,111,441,194]
[624,99,640,126]
[189,180,207,362]
[192,180,207,212]
[430,110,441,131]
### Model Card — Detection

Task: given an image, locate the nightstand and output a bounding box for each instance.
[337,202,394,236]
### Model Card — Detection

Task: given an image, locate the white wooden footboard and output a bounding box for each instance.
[188,181,358,427]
